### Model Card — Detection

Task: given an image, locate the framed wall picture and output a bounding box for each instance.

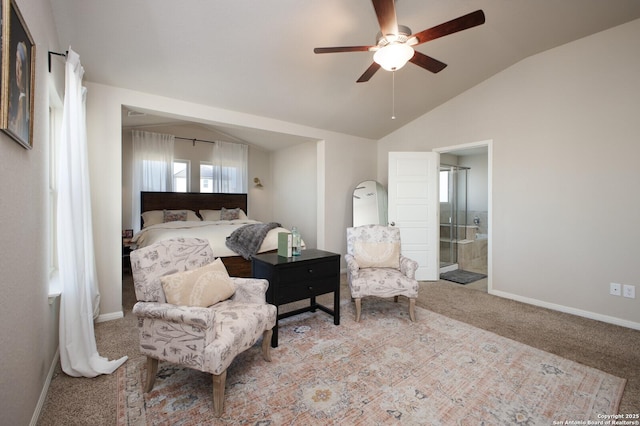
[0,0,5,126]
[1,0,35,149]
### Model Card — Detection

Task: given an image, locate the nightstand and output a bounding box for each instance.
[122,238,133,274]
[252,249,340,347]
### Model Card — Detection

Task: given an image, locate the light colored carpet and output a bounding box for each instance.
[37,273,640,425]
[118,297,624,425]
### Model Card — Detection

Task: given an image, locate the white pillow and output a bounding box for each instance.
[199,209,221,221]
[160,258,235,307]
[354,241,401,269]
[200,209,248,221]
[141,210,200,227]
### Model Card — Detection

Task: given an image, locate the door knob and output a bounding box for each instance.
[389,222,395,226]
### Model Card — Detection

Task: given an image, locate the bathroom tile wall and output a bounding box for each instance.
[468,210,488,235]
[458,238,488,274]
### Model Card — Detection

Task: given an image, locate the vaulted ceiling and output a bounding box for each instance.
[50,0,640,147]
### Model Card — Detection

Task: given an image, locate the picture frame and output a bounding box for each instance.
[1,0,35,149]
[122,229,134,239]
[0,0,4,126]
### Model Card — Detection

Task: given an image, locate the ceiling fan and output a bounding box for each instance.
[314,0,485,82]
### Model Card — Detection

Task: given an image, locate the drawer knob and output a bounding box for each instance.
[308,269,314,274]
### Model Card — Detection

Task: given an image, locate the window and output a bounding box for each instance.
[48,97,63,300]
[211,141,248,193]
[173,160,189,192]
[132,130,175,230]
[49,106,61,275]
[213,165,243,193]
[200,162,213,193]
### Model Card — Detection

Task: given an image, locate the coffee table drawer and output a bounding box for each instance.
[278,260,337,285]
[278,278,335,304]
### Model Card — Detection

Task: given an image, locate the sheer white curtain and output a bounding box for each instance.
[211,141,248,193]
[131,130,175,231]
[57,48,127,377]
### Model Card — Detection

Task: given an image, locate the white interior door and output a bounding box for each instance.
[388,151,439,280]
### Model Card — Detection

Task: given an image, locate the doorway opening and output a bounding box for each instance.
[435,141,491,292]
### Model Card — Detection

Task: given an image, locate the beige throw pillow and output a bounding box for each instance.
[160,258,235,307]
[354,241,400,269]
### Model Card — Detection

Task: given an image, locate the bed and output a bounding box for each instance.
[131,191,290,277]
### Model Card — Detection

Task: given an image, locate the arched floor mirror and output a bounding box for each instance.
[353,180,388,226]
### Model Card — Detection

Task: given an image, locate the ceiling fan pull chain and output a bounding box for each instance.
[391,70,396,120]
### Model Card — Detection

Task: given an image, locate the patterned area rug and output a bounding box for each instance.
[117,298,625,425]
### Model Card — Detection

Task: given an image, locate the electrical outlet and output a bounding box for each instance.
[610,283,622,296]
[623,284,635,299]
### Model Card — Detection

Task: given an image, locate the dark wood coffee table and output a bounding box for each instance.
[251,249,340,347]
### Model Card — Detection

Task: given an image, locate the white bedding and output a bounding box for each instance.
[131,220,291,257]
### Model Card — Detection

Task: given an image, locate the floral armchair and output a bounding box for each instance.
[130,238,276,417]
[345,225,419,322]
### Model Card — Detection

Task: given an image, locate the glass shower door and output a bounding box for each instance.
[439,165,468,271]
[440,167,455,269]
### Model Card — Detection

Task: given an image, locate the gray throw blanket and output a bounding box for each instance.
[225,222,281,260]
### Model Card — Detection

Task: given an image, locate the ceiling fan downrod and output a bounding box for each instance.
[391,70,396,120]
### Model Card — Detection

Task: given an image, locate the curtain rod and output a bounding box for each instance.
[48,51,67,73]
[130,123,249,146]
[174,136,217,146]
[174,136,249,147]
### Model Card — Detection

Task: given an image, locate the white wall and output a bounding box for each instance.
[0,0,63,423]
[247,146,272,223]
[85,83,376,319]
[272,141,317,248]
[378,19,640,328]
[459,154,488,215]
[269,136,379,256]
[324,138,379,253]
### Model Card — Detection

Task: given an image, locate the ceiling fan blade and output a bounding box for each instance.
[410,51,447,73]
[356,62,381,83]
[372,0,398,36]
[314,46,374,54]
[411,9,485,46]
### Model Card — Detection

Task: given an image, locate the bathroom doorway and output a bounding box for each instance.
[435,141,491,292]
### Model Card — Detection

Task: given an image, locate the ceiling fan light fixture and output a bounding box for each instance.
[373,43,414,71]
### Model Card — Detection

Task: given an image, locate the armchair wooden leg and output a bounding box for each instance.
[262,329,273,362]
[409,298,416,322]
[212,370,227,417]
[144,357,158,392]
[394,296,399,303]
[354,298,362,322]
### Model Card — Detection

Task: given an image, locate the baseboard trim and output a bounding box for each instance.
[489,289,640,331]
[96,310,124,323]
[30,348,59,426]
